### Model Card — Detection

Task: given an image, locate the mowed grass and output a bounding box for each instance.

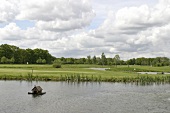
[0,64,123,78]
[0,64,170,83]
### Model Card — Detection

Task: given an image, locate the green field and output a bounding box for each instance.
[0,64,170,84]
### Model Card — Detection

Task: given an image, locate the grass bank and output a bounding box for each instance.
[0,64,170,84]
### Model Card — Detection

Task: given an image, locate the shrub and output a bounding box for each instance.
[53,63,61,68]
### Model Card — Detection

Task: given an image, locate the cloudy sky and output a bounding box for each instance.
[0,0,170,59]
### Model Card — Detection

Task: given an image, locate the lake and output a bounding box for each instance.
[0,81,170,113]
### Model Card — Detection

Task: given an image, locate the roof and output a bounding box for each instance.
[32,86,43,92]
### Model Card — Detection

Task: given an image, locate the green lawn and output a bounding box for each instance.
[0,64,170,83]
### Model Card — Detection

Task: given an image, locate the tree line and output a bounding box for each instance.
[54,53,123,66]
[54,53,170,67]
[0,44,170,66]
[0,44,55,64]
[127,57,170,67]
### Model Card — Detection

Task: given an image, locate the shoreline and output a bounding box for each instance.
[1,74,170,84]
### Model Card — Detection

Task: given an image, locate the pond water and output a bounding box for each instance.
[89,68,110,71]
[137,72,170,74]
[0,81,170,113]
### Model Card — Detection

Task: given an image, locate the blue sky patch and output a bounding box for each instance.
[15,20,35,29]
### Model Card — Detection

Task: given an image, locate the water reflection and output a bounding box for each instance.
[65,81,101,87]
[31,94,43,98]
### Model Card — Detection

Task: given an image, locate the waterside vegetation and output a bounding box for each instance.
[0,64,170,85]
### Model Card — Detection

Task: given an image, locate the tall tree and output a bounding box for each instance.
[92,55,97,64]
[101,52,107,65]
[86,55,92,64]
[114,54,120,67]
[1,56,7,64]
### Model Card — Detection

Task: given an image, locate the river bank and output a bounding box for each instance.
[0,64,170,84]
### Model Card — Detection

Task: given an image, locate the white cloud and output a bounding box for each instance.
[94,0,170,37]
[0,23,100,57]
[0,23,23,40]
[38,32,106,57]
[0,0,19,23]
[91,0,170,58]
[17,0,95,32]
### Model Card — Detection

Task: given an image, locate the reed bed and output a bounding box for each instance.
[1,73,170,85]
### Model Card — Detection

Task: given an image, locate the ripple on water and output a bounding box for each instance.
[1,81,170,113]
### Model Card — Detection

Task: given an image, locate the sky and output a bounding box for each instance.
[0,0,170,60]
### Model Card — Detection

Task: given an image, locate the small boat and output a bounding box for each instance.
[28,85,46,95]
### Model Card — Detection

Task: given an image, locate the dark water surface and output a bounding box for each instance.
[0,81,170,113]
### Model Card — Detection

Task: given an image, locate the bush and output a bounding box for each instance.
[53,63,61,68]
